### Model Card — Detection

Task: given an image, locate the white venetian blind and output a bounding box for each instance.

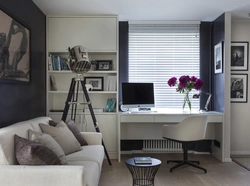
[128,22,200,109]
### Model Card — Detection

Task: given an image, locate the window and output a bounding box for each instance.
[128,22,200,109]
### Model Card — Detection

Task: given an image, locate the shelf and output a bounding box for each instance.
[49,50,117,54]
[49,111,117,115]
[48,70,117,74]
[48,91,117,94]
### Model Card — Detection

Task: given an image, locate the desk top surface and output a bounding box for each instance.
[119,108,223,116]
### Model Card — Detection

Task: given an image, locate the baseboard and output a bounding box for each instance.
[231,151,250,156]
[224,158,232,162]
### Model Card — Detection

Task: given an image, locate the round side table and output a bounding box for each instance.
[125,158,161,186]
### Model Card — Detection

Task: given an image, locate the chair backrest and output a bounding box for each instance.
[162,115,208,142]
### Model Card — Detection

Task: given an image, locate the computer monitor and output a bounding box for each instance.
[122,82,155,109]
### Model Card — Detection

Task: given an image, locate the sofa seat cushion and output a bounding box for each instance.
[66,145,104,170]
[67,161,100,186]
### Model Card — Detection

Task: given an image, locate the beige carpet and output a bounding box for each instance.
[232,157,250,171]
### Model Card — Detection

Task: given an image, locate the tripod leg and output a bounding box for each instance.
[62,78,76,122]
[80,80,112,166]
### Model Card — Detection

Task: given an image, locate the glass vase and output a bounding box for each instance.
[183,91,191,111]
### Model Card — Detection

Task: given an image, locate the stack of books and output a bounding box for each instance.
[134,157,152,164]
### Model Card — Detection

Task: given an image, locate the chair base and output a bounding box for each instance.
[167,160,207,173]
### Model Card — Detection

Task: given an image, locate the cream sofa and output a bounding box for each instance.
[0,116,104,186]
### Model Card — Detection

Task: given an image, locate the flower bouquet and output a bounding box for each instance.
[167,75,204,111]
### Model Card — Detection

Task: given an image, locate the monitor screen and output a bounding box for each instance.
[122,82,155,109]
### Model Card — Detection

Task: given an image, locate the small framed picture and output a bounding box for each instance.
[231,42,249,71]
[231,74,248,103]
[96,60,112,70]
[84,77,104,91]
[214,42,223,74]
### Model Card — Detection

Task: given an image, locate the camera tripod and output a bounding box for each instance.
[61,75,112,166]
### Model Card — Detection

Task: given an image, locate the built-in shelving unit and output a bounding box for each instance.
[46,15,119,159]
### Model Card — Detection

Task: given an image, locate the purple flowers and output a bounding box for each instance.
[167,75,204,93]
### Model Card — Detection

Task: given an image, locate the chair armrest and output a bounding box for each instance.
[80,132,102,145]
[0,165,86,186]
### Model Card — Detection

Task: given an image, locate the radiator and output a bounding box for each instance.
[142,140,183,152]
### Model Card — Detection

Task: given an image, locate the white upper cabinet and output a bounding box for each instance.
[48,16,117,52]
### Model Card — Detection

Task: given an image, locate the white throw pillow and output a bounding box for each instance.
[39,121,81,155]
[28,129,68,165]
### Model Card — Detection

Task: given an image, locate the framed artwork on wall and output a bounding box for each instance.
[231,74,248,103]
[231,42,249,71]
[214,42,223,74]
[84,77,104,91]
[0,8,30,84]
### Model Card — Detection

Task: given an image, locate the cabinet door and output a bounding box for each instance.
[85,114,117,152]
[48,113,85,131]
[48,17,117,52]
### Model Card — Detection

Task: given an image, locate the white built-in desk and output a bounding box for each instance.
[117,109,224,162]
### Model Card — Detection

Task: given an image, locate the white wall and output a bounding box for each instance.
[231,21,250,155]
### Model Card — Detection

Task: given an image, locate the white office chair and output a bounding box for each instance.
[162,115,208,173]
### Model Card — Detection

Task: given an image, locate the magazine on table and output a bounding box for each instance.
[134,157,152,164]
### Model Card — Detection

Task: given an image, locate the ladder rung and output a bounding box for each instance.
[67,102,87,105]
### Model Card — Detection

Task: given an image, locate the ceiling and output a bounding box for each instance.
[32,0,250,21]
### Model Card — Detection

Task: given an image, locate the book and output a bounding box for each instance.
[50,75,57,91]
[106,76,117,91]
[134,157,152,164]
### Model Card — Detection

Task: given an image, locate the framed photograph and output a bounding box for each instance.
[84,77,104,91]
[214,42,223,74]
[0,8,30,83]
[231,74,248,103]
[231,42,249,71]
[96,60,112,70]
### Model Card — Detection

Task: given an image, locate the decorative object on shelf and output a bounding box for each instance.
[231,74,248,103]
[168,75,204,111]
[84,77,104,91]
[105,99,116,112]
[0,8,30,83]
[231,42,249,71]
[95,60,112,70]
[214,42,223,74]
[106,76,117,91]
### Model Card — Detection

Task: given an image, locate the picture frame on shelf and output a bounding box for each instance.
[0,8,31,84]
[84,77,104,91]
[214,42,223,74]
[231,74,248,103]
[96,60,113,70]
[231,42,249,71]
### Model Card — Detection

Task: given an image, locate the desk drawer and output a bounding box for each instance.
[120,115,154,123]
[154,115,188,123]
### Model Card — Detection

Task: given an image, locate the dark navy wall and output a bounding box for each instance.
[119,22,129,106]
[200,22,212,110]
[0,0,46,128]
[212,14,225,112]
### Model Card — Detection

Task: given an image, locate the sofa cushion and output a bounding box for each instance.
[14,135,62,165]
[0,121,33,165]
[65,145,104,170]
[66,120,88,146]
[67,161,100,186]
[49,120,88,146]
[28,130,67,165]
[29,116,51,133]
[39,121,81,155]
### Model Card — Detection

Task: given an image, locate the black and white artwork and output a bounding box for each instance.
[231,42,249,71]
[84,77,103,91]
[231,74,248,103]
[96,60,112,70]
[0,9,30,83]
[214,42,223,74]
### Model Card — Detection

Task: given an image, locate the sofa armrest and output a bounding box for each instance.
[80,132,102,145]
[0,165,86,186]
